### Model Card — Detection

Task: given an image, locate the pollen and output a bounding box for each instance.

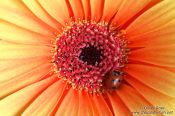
[54,21,127,93]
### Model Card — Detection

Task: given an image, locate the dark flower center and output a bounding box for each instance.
[54,21,127,93]
[79,45,103,65]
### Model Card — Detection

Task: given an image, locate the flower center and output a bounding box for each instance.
[54,21,127,93]
[79,44,103,65]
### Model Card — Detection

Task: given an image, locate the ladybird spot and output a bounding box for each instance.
[112,78,120,85]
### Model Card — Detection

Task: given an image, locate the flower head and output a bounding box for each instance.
[0,0,175,116]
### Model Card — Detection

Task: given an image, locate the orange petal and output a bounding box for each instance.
[0,77,56,115]
[55,88,79,116]
[90,0,105,22]
[164,67,175,73]
[125,75,175,114]
[0,61,52,99]
[0,1,55,36]
[69,0,84,21]
[22,80,66,115]
[77,91,93,116]
[107,92,132,116]
[117,84,157,116]
[125,64,175,97]
[92,94,113,116]
[86,94,100,116]
[129,45,175,67]
[126,0,175,47]
[22,0,62,32]
[38,0,70,26]
[0,42,52,60]
[0,20,54,45]
[111,0,153,28]
[82,0,91,20]
[101,0,123,22]
[0,56,50,82]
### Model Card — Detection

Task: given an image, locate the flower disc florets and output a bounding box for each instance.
[54,21,127,93]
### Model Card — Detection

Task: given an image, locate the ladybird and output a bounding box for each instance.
[104,70,123,90]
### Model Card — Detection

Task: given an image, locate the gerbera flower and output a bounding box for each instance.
[0,0,175,115]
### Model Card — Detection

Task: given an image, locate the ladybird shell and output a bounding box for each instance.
[104,71,123,90]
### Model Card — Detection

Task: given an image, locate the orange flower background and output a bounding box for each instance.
[0,0,175,116]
